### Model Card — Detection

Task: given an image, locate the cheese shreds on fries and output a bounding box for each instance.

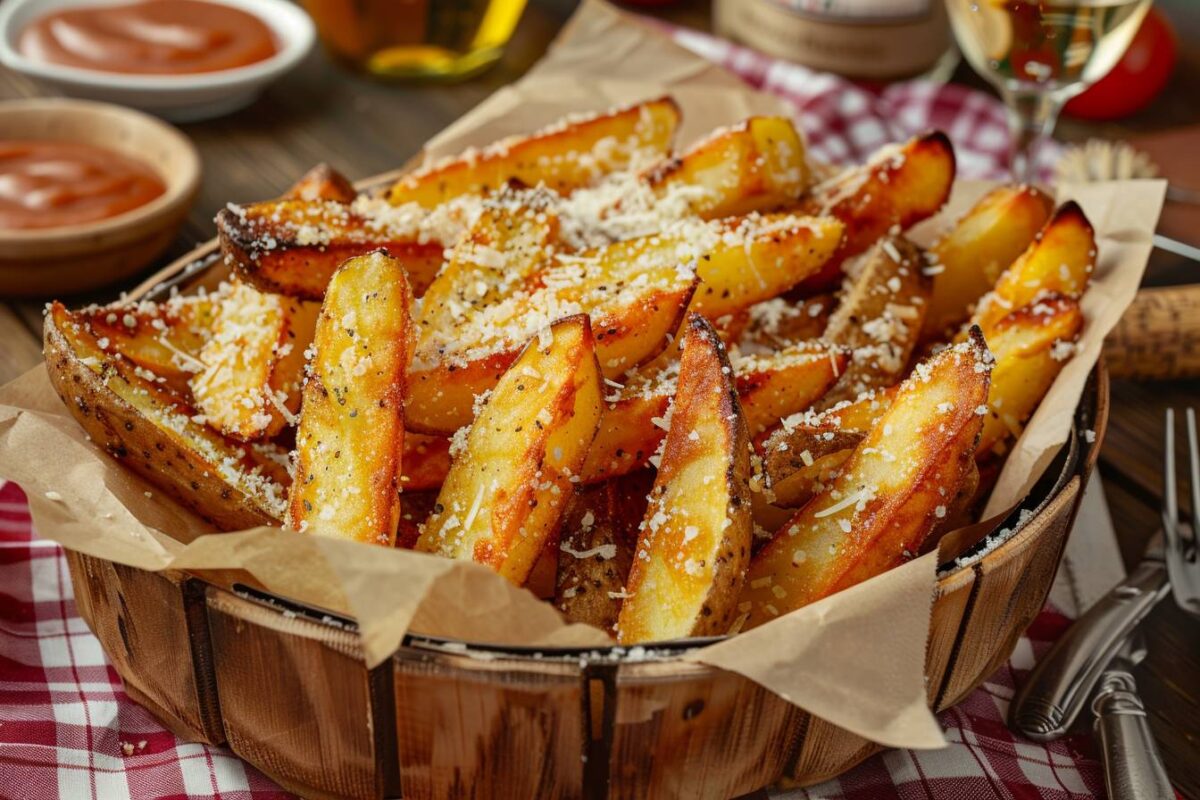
[416,316,603,584]
[43,97,1101,645]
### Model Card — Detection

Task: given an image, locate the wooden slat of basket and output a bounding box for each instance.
[927,566,977,710]
[785,715,881,788]
[934,476,1082,710]
[204,588,397,800]
[392,649,585,799]
[63,551,222,744]
[605,660,804,799]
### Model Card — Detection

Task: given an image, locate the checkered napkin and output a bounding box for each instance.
[0,29,1101,800]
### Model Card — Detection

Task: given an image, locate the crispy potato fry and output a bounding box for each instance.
[417,190,560,338]
[820,235,931,406]
[76,293,218,396]
[44,303,289,529]
[616,315,753,643]
[395,490,439,550]
[738,295,834,353]
[388,98,681,207]
[688,213,845,318]
[920,185,1053,339]
[416,316,603,584]
[742,332,990,627]
[762,428,863,509]
[645,116,809,219]
[582,341,847,482]
[190,283,317,441]
[284,163,357,203]
[287,251,415,546]
[406,223,706,434]
[218,199,447,300]
[977,294,1083,457]
[968,201,1095,335]
[554,472,651,632]
[401,434,451,491]
[795,132,956,291]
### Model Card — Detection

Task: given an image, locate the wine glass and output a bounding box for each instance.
[945,0,1152,182]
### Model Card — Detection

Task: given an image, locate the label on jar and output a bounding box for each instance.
[715,0,949,80]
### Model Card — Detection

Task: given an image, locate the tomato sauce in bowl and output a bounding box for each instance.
[0,140,166,230]
[18,0,278,75]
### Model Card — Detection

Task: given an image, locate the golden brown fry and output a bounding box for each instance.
[416,315,603,584]
[796,131,956,291]
[977,294,1083,457]
[616,315,753,643]
[738,294,834,352]
[284,163,357,203]
[44,303,288,530]
[762,428,863,509]
[287,251,415,546]
[968,201,1095,336]
[190,283,316,441]
[218,199,446,300]
[741,332,990,627]
[920,185,1054,340]
[820,235,931,406]
[75,293,218,396]
[554,472,651,632]
[400,433,451,492]
[645,116,809,219]
[388,97,681,207]
[582,341,847,483]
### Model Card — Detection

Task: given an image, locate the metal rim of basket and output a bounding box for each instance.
[137,198,1103,666]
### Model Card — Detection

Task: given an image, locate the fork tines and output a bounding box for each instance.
[1163,408,1200,617]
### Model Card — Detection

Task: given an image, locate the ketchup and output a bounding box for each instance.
[0,141,166,230]
[18,0,278,75]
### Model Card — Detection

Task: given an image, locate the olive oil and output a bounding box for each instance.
[304,0,529,80]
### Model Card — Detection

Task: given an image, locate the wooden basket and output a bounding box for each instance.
[61,199,1108,799]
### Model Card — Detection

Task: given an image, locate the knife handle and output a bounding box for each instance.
[1093,670,1175,800]
[1010,560,1169,741]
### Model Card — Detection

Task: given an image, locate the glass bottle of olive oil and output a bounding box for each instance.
[304,0,529,80]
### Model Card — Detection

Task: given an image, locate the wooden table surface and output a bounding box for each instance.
[2,1,1198,796]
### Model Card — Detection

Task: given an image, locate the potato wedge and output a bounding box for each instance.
[820,235,931,406]
[284,162,357,203]
[688,213,845,319]
[417,189,560,338]
[762,428,864,509]
[388,97,681,207]
[76,292,219,396]
[190,282,317,441]
[920,185,1053,340]
[977,294,1083,457]
[738,295,834,353]
[554,472,651,632]
[582,341,847,483]
[44,303,288,530]
[416,315,603,584]
[616,315,753,643]
[795,132,956,291]
[218,198,447,300]
[288,251,415,546]
[406,222,709,434]
[742,332,990,626]
[401,433,451,492]
[645,116,810,219]
[968,201,1095,335]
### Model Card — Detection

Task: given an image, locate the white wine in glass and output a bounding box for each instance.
[945,0,1152,181]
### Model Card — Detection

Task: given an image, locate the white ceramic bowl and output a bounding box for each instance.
[0,0,315,122]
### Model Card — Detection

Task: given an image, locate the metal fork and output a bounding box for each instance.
[1162,408,1200,618]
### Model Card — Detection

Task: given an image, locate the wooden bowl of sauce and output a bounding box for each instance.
[0,0,314,122]
[0,98,200,296]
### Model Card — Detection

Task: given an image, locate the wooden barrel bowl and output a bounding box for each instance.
[60,182,1108,798]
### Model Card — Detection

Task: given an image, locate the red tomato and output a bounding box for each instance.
[1064,8,1177,121]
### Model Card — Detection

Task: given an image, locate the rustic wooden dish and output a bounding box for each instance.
[0,98,200,296]
[60,174,1108,798]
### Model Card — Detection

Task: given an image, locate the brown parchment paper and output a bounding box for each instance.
[0,0,1164,751]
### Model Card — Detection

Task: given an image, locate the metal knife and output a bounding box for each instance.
[1010,533,1171,741]
[1092,633,1175,800]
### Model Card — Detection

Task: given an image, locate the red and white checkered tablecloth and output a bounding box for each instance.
[0,25,1100,800]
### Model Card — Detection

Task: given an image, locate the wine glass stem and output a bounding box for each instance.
[1000,88,1064,185]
